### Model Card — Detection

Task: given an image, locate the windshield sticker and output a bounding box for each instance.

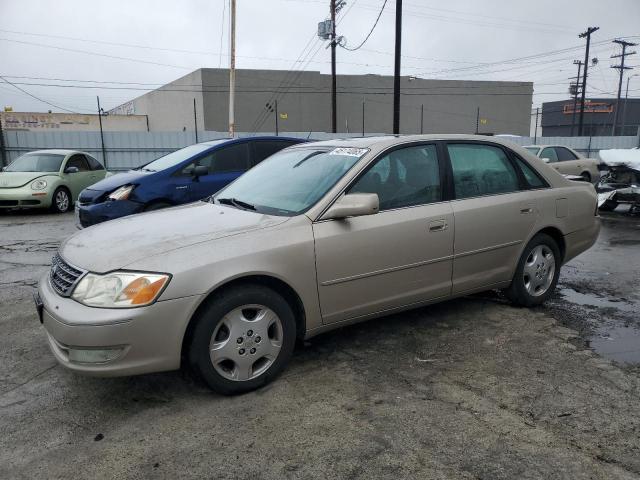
[329,147,368,157]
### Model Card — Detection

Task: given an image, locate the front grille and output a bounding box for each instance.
[49,254,85,297]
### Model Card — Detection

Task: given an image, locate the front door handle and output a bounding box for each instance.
[520,207,533,214]
[428,220,448,232]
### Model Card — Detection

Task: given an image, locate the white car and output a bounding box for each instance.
[524,145,600,183]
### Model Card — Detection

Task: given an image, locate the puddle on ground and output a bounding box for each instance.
[558,288,636,313]
[587,326,640,365]
[557,287,640,365]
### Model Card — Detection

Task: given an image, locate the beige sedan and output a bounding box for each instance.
[37,135,600,394]
[524,145,600,182]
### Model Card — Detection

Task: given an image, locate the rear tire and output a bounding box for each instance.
[580,171,591,183]
[504,233,561,307]
[50,187,71,213]
[188,284,297,395]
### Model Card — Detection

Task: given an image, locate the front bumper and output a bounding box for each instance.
[0,186,52,208]
[76,199,144,228]
[37,273,203,377]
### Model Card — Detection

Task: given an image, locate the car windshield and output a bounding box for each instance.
[214,146,368,215]
[140,143,219,172]
[524,147,541,155]
[5,153,66,172]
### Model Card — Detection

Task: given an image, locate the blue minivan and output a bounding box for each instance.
[76,136,305,227]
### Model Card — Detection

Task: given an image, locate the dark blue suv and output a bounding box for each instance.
[76,136,305,227]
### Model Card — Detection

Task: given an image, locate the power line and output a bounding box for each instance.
[0,75,87,113]
[340,0,388,51]
[218,0,227,68]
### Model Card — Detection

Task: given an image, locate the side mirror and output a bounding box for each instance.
[65,166,80,174]
[321,193,379,220]
[541,158,550,164]
[193,165,209,178]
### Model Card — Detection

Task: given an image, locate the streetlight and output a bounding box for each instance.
[621,73,639,136]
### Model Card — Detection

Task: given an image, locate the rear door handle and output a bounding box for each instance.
[428,220,448,232]
[520,208,533,214]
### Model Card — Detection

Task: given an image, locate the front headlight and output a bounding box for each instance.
[72,271,170,308]
[31,179,48,190]
[108,185,134,201]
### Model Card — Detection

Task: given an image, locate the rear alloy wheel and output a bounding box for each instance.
[188,285,296,395]
[51,188,71,213]
[504,233,560,307]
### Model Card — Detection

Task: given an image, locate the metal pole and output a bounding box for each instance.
[330,0,337,133]
[570,61,582,137]
[96,96,107,169]
[475,107,480,134]
[578,27,599,136]
[622,74,637,135]
[420,103,424,134]
[193,98,198,143]
[392,0,402,135]
[0,114,7,167]
[534,107,539,144]
[228,0,236,137]
[275,100,279,136]
[362,100,365,136]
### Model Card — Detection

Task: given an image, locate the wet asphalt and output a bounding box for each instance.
[1,208,639,479]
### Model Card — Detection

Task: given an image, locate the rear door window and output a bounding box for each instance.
[514,157,547,188]
[555,147,578,161]
[447,143,520,199]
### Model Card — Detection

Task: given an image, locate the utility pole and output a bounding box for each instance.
[622,74,639,135]
[193,98,198,143]
[0,114,7,167]
[392,0,403,135]
[228,0,236,137]
[610,39,637,136]
[534,107,540,143]
[420,104,424,134]
[96,96,107,169]
[475,107,480,134]
[577,26,599,136]
[570,60,583,137]
[330,0,337,133]
[362,100,365,136]
[275,100,279,136]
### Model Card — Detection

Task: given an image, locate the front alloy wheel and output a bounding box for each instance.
[51,188,71,213]
[188,284,296,395]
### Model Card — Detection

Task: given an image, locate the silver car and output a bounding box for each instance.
[36,135,600,394]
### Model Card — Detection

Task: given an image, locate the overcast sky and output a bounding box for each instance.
[0,0,638,115]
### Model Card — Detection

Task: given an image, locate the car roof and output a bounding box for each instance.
[199,136,305,147]
[290,134,528,150]
[25,149,89,156]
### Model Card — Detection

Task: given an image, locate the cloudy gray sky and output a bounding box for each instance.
[0,0,638,114]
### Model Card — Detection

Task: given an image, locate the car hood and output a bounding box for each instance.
[59,201,289,273]
[0,172,54,188]
[85,170,152,193]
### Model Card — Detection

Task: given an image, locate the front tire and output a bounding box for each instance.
[51,187,71,213]
[188,285,297,395]
[504,233,561,307]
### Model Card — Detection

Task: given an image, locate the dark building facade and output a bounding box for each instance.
[542,98,640,137]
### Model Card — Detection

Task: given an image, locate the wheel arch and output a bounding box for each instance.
[180,274,307,362]
[534,226,566,263]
